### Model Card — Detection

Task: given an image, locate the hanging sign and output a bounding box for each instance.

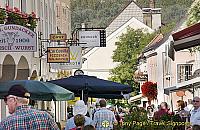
[78,30,100,47]
[0,24,37,52]
[51,46,82,69]
[50,34,67,42]
[47,47,70,63]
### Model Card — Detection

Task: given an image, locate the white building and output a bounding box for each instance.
[0,0,71,122]
[82,1,158,80]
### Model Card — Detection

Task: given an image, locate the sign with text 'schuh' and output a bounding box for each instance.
[0,24,37,52]
[78,30,106,47]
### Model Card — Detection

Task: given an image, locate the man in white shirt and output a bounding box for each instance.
[190,96,200,127]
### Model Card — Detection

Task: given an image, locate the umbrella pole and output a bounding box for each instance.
[82,90,84,101]
[55,101,56,122]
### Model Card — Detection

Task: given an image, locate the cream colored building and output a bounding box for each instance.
[55,0,72,122]
[56,0,71,38]
[82,1,156,80]
[0,0,71,122]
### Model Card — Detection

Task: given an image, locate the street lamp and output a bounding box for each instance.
[38,32,51,77]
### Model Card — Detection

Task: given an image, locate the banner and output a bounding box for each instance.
[0,24,37,52]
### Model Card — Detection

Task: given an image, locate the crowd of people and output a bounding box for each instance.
[65,99,117,130]
[1,84,200,130]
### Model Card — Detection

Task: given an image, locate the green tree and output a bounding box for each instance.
[109,28,155,95]
[187,0,200,26]
[71,0,129,30]
[71,0,193,31]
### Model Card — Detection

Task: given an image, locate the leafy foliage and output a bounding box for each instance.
[109,28,156,94]
[187,0,200,26]
[136,0,194,24]
[71,0,128,30]
[185,0,200,52]
[71,0,193,30]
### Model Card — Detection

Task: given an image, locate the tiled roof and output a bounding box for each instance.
[106,1,143,37]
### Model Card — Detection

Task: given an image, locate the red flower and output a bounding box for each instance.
[14,7,20,13]
[141,81,157,101]
[31,12,36,18]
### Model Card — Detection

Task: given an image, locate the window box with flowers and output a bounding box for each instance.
[0,6,37,30]
[141,81,157,104]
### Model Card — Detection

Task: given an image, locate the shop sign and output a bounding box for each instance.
[50,34,67,42]
[51,46,82,69]
[78,30,100,47]
[47,47,70,63]
[0,24,37,52]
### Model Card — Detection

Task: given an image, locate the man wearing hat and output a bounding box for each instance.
[0,84,59,130]
[65,100,94,130]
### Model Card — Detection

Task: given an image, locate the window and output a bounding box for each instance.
[21,0,26,13]
[177,64,193,83]
[6,0,13,7]
[31,0,36,12]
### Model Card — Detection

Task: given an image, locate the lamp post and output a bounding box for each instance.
[38,32,43,77]
[38,32,50,78]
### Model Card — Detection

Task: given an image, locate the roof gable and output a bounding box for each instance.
[106,1,143,37]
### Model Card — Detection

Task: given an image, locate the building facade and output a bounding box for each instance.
[0,0,71,122]
[82,1,155,80]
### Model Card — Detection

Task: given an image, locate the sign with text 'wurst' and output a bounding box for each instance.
[0,24,37,52]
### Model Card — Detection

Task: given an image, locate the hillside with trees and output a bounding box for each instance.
[71,0,194,30]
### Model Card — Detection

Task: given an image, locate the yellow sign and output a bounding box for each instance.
[50,34,67,42]
[47,47,70,63]
[102,120,110,128]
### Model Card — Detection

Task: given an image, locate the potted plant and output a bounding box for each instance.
[0,6,37,30]
[141,81,157,104]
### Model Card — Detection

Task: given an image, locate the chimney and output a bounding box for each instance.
[149,0,155,8]
[142,0,161,30]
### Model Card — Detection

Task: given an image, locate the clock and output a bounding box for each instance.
[74,69,84,76]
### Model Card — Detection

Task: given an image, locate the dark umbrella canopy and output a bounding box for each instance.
[48,75,132,98]
[0,80,75,101]
[89,93,124,99]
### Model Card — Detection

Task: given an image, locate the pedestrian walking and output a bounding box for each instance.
[189,97,200,127]
[70,114,85,130]
[65,100,93,130]
[93,99,117,130]
[153,102,173,120]
[174,100,189,130]
[0,84,59,130]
